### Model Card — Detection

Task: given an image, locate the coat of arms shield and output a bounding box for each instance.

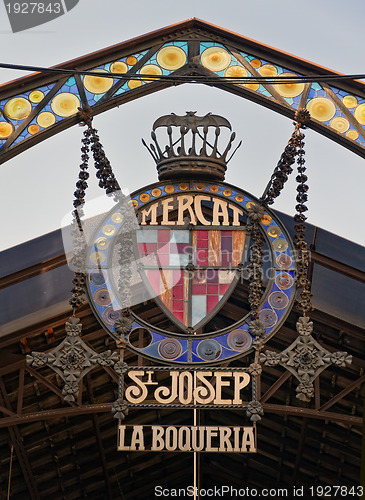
[135,225,248,331]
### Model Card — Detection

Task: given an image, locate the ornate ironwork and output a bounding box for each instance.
[293,109,313,315]
[259,108,352,402]
[260,317,352,402]
[26,317,118,402]
[143,111,241,181]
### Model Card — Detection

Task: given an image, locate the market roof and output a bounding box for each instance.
[0,211,363,498]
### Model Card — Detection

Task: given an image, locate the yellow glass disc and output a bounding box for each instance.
[28,124,40,135]
[250,59,261,68]
[131,199,139,208]
[342,95,357,108]
[354,103,365,125]
[201,47,231,72]
[151,188,162,197]
[102,224,116,236]
[258,64,278,77]
[246,201,255,209]
[157,46,187,70]
[235,194,244,202]
[111,212,124,224]
[346,129,359,140]
[196,183,205,191]
[90,251,106,265]
[330,116,350,133]
[165,185,175,193]
[110,61,128,74]
[139,193,151,202]
[261,214,272,226]
[210,186,219,193]
[274,73,304,98]
[84,69,113,94]
[95,237,110,250]
[128,80,142,89]
[223,189,232,196]
[245,82,259,91]
[4,97,31,120]
[140,64,162,82]
[126,56,137,66]
[267,226,281,238]
[224,65,248,79]
[0,122,13,138]
[273,238,288,252]
[37,111,56,128]
[29,90,45,103]
[51,93,80,117]
[306,97,336,122]
[179,183,189,191]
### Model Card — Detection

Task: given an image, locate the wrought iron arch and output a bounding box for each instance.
[0,18,365,164]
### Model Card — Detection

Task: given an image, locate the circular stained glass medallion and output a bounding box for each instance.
[86,181,296,365]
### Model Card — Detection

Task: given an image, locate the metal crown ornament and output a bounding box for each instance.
[142,111,241,181]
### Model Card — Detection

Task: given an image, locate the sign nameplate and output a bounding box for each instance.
[117,425,256,453]
[124,368,251,407]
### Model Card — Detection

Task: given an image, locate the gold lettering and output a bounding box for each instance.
[179,371,193,405]
[194,195,211,226]
[161,198,176,225]
[117,425,130,451]
[141,203,158,225]
[228,203,244,226]
[151,426,165,451]
[191,426,205,452]
[219,427,233,452]
[177,195,196,225]
[178,427,191,451]
[194,371,215,404]
[130,426,145,451]
[233,372,250,405]
[154,371,179,404]
[241,427,256,452]
[165,426,178,451]
[145,371,158,385]
[212,199,229,226]
[205,427,219,452]
[214,372,232,405]
[125,371,148,404]
[233,426,240,452]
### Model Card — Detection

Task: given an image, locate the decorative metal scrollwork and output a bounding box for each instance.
[260,317,352,402]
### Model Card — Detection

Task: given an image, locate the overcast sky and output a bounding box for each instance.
[0,0,364,251]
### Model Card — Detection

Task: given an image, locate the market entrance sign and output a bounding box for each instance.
[124,368,250,407]
[117,425,256,453]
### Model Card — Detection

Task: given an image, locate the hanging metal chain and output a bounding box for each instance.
[293,112,312,315]
[261,136,297,206]
[89,125,121,198]
[246,110,309,338]
[259,109,351,402]
[69,115,92,312]
[69,110,125,313]
[245,109,311,419]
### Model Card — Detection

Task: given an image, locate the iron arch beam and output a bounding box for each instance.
[0,18,364,165]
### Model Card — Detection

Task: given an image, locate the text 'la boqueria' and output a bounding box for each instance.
[118,425,257,453]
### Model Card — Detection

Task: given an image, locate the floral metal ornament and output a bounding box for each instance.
[26,317,118,402]
[260,317,352,402]
[246,400,264,422]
